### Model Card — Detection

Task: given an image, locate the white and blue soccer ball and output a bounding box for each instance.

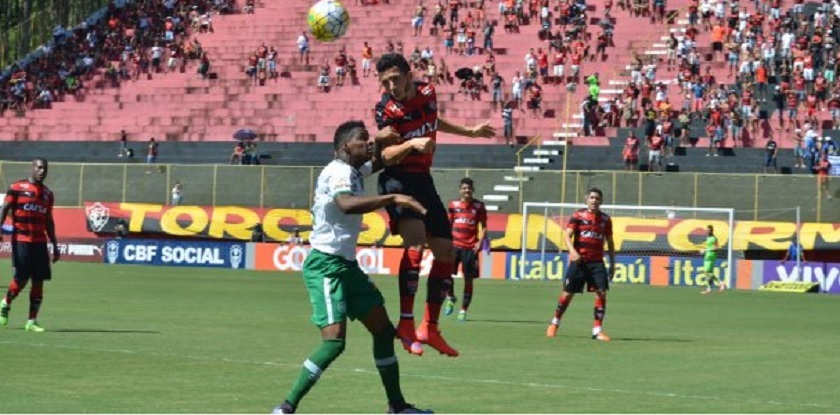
[307,0,350,42]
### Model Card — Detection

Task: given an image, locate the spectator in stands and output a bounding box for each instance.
[231,142,245,164]
[528,82,542,118]
[622,131,640,171]
[244,0,255,14]
[361,42,373,77]
[198,52,211,79]
[511,70,524,112]
[297,31,310,65]
[765,136,779,174]
[318,59,331,92]
[118,130,129,158]
[647,131,664,172]
[335,48,348,87]
[502,101,514,146]
[146,137,159,173]
[413,3,427,36]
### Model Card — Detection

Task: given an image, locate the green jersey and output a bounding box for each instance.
[704,235,717,260]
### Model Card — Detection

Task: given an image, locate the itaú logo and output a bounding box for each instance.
[22,203,48,214]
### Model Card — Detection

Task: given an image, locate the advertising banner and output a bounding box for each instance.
[79,202,839,251]
[103,239,246,269]
[251,244,438,276]
[761,261,840,294]
[0,239,104,263]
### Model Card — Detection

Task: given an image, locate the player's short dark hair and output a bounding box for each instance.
[587,187,603,198]
[460,177,474,187]
[376,53,411,75]
[333,120,367,150]
[707,225,714,233]
[33,157,48,165]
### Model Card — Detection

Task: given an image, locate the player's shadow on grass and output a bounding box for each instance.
[463,318,547,325]
[50,329,161,334]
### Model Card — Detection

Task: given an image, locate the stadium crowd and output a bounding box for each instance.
[0,0,237,114]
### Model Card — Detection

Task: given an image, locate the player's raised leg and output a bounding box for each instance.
[416,235,459,357]
[394,218,426,356]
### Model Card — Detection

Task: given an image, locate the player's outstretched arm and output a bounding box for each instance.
[335,193,427,216]
[380,137,434,166]
[438,117,496,138]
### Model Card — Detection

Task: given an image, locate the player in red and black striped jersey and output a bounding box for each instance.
[0,158,60,332]
[444,178,487,322]
[546,187,616,341]
[374,53,495,357]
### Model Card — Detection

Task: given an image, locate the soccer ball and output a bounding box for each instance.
[307,0,350,42]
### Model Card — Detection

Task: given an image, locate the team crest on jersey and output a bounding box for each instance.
[86,202,110,232]
[420,84,433,96]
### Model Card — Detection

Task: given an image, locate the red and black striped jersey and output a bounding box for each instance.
[3,180,54,243]
[567,208,612,262]
[448,199,487,249]
[375,82,439,174]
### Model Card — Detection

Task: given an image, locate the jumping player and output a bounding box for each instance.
[699,225,726,294]
[0,158,60,332]
[272,121,431,414]
[444,178,487,322]
[374,53,495,357]
[546,188,615,341]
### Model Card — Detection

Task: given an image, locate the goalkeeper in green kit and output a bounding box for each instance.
[700,225,726,294]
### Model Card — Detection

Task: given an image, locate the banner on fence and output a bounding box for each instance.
[77,202,840,251]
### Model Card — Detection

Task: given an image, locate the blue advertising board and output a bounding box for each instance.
[103,239,246,269]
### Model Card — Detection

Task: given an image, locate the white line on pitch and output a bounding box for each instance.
[1,340,835,410]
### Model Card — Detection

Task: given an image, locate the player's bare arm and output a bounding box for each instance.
[438,117,496,138]
[380,137,434,166]
[46,209,60,263]
[335,193,427,216]
[0,196,12,243]
[565,228,579,262]
[474,217,487,253]
[606,234,615,280]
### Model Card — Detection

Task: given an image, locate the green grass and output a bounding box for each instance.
[1,261,839,413]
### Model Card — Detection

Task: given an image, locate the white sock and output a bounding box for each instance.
[592,326,602,336]
[551,317,560,325]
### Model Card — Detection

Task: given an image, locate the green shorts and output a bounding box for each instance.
[703,257,716,273]
[302,249,385,329]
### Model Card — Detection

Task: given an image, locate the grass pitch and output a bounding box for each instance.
[0,261,838,413]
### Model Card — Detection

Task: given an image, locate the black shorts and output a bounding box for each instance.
[12,242,52,282]
[454,248,479,278]
[564,261,608,293]
[378,171,452,239]
[712,42,723,52]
